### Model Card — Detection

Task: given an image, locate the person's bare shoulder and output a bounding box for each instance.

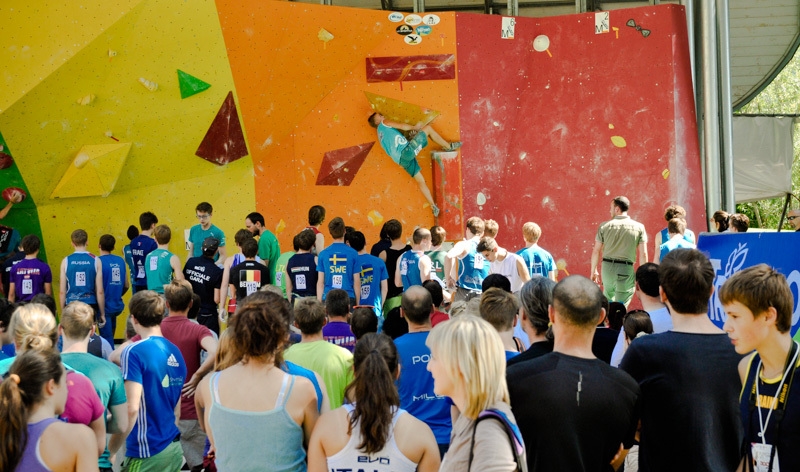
[393,411,437,463]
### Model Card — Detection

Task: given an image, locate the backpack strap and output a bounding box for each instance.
[467,408,527,472]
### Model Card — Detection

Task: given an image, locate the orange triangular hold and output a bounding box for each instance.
[195,91,249,166]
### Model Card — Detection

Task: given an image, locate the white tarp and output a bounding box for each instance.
[732,116,794,203]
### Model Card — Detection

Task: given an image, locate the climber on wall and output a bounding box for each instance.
[368,113,461,218]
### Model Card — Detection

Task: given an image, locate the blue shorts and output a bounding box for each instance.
[395,131,428,177]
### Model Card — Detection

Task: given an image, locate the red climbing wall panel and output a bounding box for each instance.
[455,5,704,276]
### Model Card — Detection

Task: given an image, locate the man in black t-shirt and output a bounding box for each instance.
[183,237,223,334]
[229,238,270,303]
[507,275,640,472]
[620,249,743,472]
[1,241,24,297]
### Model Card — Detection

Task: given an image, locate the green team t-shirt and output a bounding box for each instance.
[61,352,127,469]
[284,340,353,410]
[426,250,447,287]
[257,230,281,284]
[145,248,174,294]
[273,251,295,297]
[188,224,226,260]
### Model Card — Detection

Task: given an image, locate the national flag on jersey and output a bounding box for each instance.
[360,265,373,277]
[240,269,261,296]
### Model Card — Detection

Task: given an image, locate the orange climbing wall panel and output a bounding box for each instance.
[216,0,462,246]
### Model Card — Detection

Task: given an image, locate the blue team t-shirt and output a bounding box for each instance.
[121,336,186,458]
[286,252,318,300]
[357,253,388,318]
[100,254,126,314]
[659,237,696,262]
[130,235,158,287]
[65,251,98,305]
[284,361,324,413]
[316,242,360,300]
[516,245,556,279]
[394,331,452,444]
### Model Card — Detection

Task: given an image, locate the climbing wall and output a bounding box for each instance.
[0,0,704,318]
[0,0,253,269]
[216,0,463,245]
[455,6,704,276]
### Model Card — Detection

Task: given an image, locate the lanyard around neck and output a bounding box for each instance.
[753,341,800,444]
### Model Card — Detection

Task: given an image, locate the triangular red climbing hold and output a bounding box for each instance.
[178,69,211,99]
[195,91,249,166]
[316,142,375,186]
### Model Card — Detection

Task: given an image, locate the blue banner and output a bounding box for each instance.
[697,232,800,336]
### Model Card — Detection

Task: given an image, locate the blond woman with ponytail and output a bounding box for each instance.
[0,303,106,457]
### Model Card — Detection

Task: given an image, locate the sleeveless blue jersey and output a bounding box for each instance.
[100,254,126,313]
[457,240,488,292]
[658,227,696,245]
[399,250,424,290]
[123,243,135,286]
[65,252,98,304]
[130,235,158,287]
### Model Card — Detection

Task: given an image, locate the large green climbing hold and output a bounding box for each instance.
[177,69,211,99]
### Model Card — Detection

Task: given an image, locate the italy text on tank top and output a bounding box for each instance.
[400,251,424,289]
[66,252,97,304]
[427,250,447,287]
[208,372,306,472]
[17,417,58,472]
[457,240,487,292]
[326,404,418,472]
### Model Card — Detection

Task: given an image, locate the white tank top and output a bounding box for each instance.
[326,404,418,472]
[231,252,264,267]
[491,252,526,292]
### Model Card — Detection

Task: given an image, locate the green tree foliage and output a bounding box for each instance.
[734,49,800,229]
